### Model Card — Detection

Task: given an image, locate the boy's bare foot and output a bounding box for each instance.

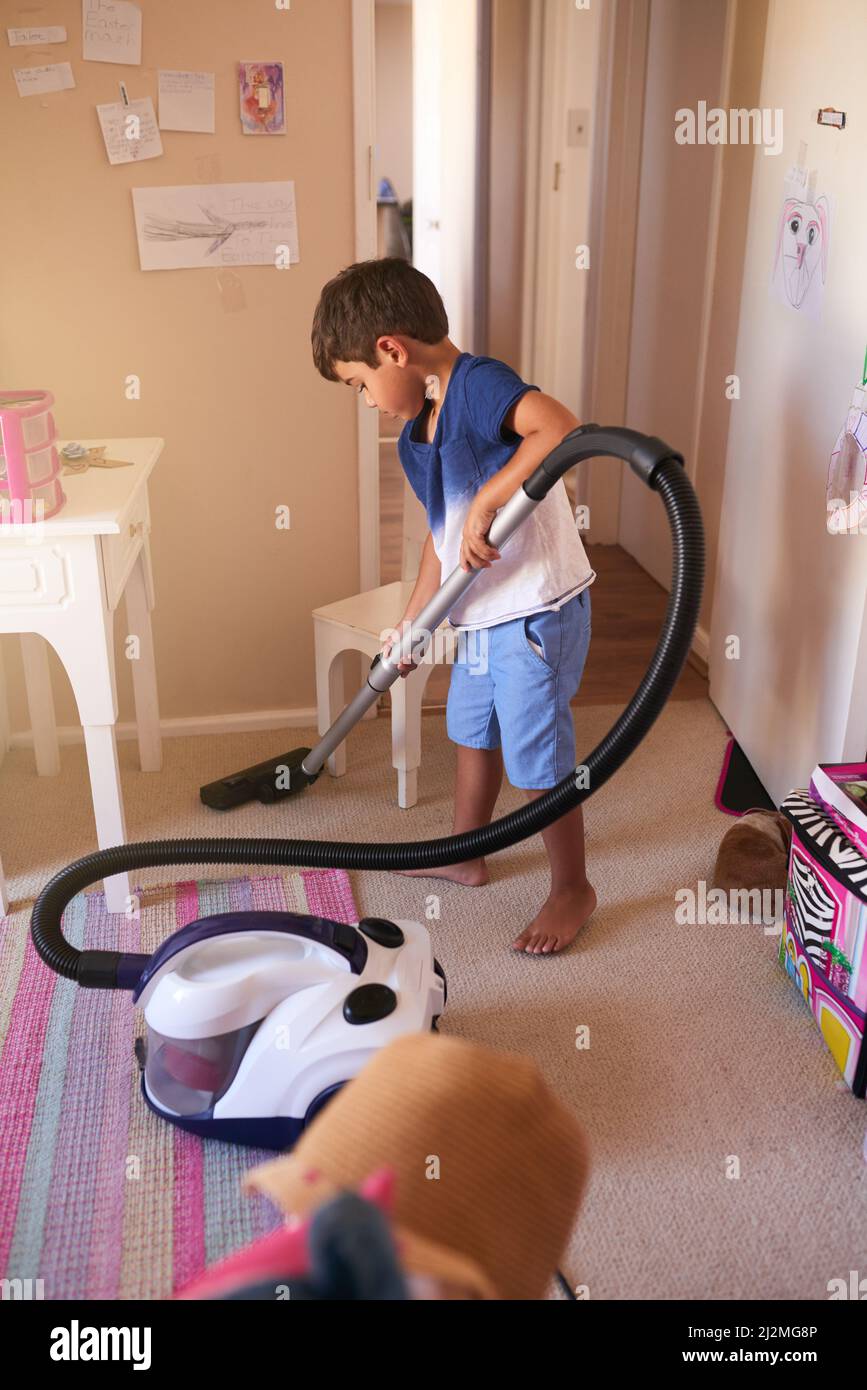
[395,859,490,887]
[512,882,597,955]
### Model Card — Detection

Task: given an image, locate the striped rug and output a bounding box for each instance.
[0,868,358,1300]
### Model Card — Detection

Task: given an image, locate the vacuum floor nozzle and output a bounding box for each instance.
[199,748,318,810]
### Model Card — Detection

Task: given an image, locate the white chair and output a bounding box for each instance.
[311,467,456,808]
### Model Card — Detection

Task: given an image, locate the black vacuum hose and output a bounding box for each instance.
[31,444,704,988]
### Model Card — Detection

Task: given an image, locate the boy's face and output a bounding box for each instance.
[334,337,426,422]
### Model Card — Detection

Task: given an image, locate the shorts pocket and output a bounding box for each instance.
[522,610,558,673]
[578,587,592,628]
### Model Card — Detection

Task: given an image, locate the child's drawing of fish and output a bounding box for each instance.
[142,206,269,256]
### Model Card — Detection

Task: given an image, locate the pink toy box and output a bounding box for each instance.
[780,790,867,1096]
[0,389,65,524]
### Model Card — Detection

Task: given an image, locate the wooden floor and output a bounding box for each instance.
[378,437,708,709]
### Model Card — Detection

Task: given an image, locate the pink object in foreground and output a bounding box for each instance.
[0,390,65,523]
[174,1167,397,1300]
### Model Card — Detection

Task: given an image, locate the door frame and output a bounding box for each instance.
[352,0,379,594]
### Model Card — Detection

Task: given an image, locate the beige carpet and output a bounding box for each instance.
[2,698,865,1300]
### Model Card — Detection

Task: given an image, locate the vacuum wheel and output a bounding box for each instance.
[304,1081,345,1128]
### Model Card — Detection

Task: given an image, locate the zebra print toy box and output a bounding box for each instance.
[780,791,867,1097]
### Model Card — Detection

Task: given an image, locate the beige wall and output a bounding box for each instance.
[694,0,770,639]
[1,0,359,737]
[375,0,413,206]
[487,0,529,367]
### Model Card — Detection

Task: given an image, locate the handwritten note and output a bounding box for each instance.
[14,62,75,97]
[96,96,163,165]
[158,70,215,133]
[82,0,142,66]
[8,27,68,46]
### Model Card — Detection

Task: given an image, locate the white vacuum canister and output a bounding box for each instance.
[133,912,446,1149]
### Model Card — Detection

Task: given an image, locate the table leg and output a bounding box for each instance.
[20,633,60,776]
[124,550,162,772]
[82,724,131,914]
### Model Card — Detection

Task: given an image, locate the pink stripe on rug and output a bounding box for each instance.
[714,732,741,817]
[172,1127,205,1292]
[250,872,300,913]
[40,903,120,1296]
[171,879,206,1293]
[300,869,358,926]
[0,935,58,1272]
[85,896,141,1299]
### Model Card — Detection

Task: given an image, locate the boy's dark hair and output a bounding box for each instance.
[311,258,449,381]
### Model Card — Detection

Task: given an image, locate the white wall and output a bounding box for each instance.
[710,0,867,804]
[375,0,413,204]
[488,0,530,368]
[534,0,600,419]
[412,0,478,348]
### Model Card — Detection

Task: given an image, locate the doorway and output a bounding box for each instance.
[354,0,505,600]
[370,0,495,708]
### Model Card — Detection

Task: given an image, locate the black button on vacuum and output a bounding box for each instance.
[343,984,397,1025]
[357,917,405,948]
[333,922,360,955]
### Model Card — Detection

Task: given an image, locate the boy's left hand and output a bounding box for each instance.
[460,496,500,572]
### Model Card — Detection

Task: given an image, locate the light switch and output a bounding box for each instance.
[567,108,589,147]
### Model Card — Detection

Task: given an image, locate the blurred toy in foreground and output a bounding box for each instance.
[176,1033,590,1300]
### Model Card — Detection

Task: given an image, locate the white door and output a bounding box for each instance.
[411,0,479,349]
[528,0,601,421]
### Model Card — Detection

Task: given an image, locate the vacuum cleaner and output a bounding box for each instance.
[30,425,704,1149]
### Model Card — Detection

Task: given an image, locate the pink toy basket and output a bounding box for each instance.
[0,390,65,524]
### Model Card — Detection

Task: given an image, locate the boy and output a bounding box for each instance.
[311,258,596,955]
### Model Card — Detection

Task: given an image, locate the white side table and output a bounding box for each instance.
[0,438,164,915]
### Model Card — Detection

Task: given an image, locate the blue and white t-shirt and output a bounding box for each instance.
[398,353,595,631]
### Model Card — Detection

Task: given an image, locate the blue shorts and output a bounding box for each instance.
[446,588,592,789]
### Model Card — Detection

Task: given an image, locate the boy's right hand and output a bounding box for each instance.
[382,625,417,678]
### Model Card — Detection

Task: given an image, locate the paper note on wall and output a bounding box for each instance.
[158,70,215,133]
[82,0,142,65]
[13,62,75,96]
[97,97,163,164]
[8,27,68,45]
[131,181,300,271]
